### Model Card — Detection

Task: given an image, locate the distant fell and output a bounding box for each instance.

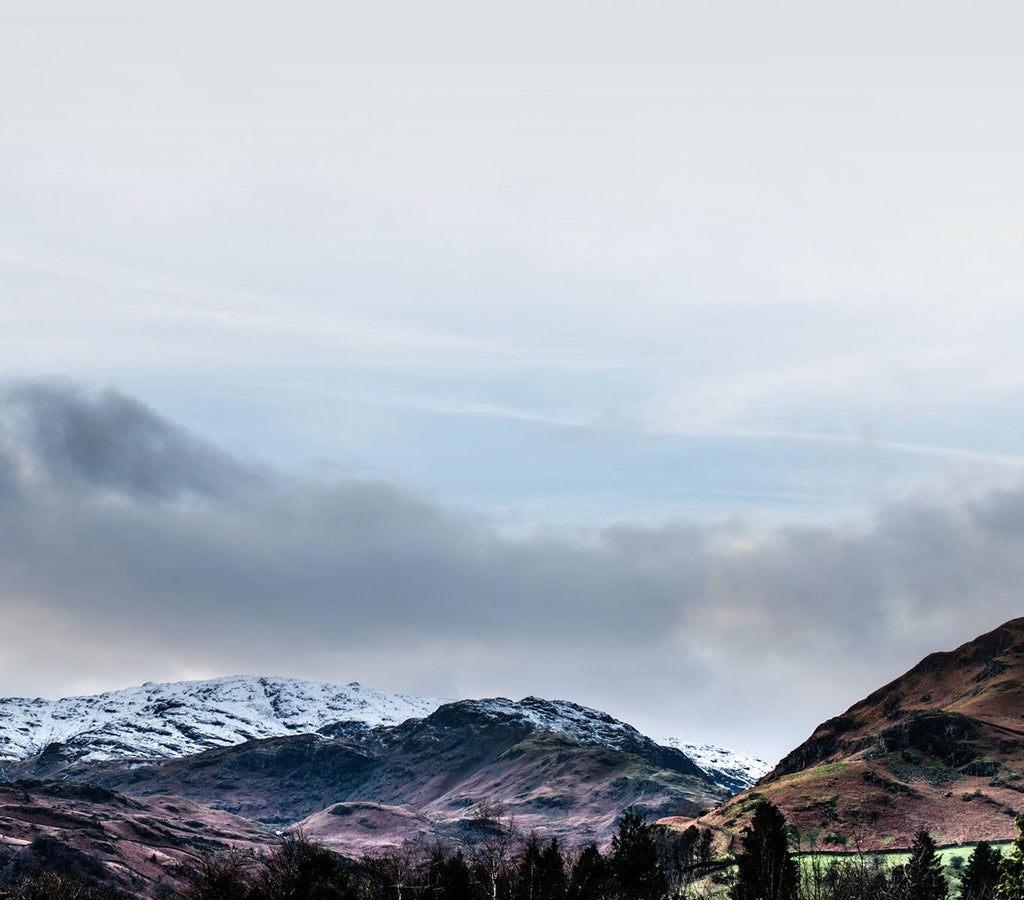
[0,674,765,794]
[663,618,1024,851]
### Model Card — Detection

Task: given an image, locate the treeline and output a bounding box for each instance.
[170,808,717,900]
[0,807,719,900]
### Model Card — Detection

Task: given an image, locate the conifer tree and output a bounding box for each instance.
[892,831,947,900]
[517,836,545,900]
[567,843,608,900]
[537,839,567,900]
[729,799,799,900]
[996,815,1024,900]
[961,842,1003,900]
[609,808,668,900]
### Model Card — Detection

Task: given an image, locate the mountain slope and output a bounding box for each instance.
[666,618,1024,851]
[29,697,730,850]
[0,780,272,897]
[0,676,764,794]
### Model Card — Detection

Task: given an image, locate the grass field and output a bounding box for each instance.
[681,842,1016,899]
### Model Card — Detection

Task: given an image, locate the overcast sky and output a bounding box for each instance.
[2,2,1024,763]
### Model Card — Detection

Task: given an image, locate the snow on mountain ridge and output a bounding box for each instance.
[657,737,770,792]
[0,675,446,763]
[430,695,649,755]
[0,675,765,795]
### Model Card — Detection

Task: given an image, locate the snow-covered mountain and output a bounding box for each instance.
[0,675,763,795]
[657,737,770,793]
[0,675,445,763]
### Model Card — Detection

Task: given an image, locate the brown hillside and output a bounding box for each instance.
[0,780,272,896]
[661,618,1024,852]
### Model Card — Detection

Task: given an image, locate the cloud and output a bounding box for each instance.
[0,379,260,500]
[1,379,1022,762]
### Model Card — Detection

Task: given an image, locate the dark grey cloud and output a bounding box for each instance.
[0,379,260,500]
[0,379,1021,761]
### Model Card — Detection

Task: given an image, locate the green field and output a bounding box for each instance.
[681,842,1016,899]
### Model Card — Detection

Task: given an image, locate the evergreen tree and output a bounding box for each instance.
[897,831,947,900]
[996,815,1024,900]
[537,839,567,900]
[729,800,799,900]
[962,843,1003,900]
[609,808,668,900]
[516,837,545,900]
[961,842,1003,900]
[444,851,476,900]
[567,844,608,900]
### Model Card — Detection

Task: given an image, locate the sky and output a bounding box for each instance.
[2,2,1024,764]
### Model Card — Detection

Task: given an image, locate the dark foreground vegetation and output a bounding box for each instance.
[0,808,712,900]
[8,802,1024,900]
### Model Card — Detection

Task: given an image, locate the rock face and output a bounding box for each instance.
[667,618,1024,851]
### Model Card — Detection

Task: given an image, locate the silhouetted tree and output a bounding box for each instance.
[961,842,1003,900]
[472,824,518,900]
[609,808,668,900]
[428,848,475,900]
[11,871,109,900]
[254,832,358,900]
[996,815,1024,900]
[893,831,947,900]
[567,844,608,900]
[809,856,890,900]
[537,839,567,900]
[174,850,255,900]
[729,800,799,900]
[363,846,422,900]
[698,828,713,868]
[516,836,545,900]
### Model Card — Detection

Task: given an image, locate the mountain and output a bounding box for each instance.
[0,677,758,852]
[664,618,1024,851]
[0,675,444,764]
[0,675,763,794]
[11,695,729,852]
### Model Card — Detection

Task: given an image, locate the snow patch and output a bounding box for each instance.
[657,737,770,792]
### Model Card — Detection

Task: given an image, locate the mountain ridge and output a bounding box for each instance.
[5,694,732,852]
[662,617,1024,851]
[0,675,767,794]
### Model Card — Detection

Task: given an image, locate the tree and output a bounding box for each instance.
[567,844,608,900]
[428,848,475,900]
[894,831,947,900]
[174,850,255,900]
[996,815,1024,900]
[729,799,799,900]
[254,832,358,900]
[609,808,668,900]
[516,836,545,900]
[537,839,567,900]
[962,842,1003,900]
[913,831,950,900]
[12,871,108,900]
